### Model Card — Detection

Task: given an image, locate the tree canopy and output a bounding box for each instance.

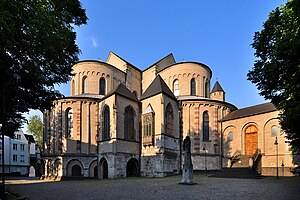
[0,0,87,137]
[247,0,300,152]
[27,115,43,147]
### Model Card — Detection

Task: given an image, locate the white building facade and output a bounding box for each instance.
[0,130,30,176]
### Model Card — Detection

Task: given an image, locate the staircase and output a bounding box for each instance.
[231,155,252,168]
[209,154,261,179]
[209,167,259,179]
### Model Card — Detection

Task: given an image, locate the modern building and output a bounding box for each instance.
[43,52,298,179]
[0,130,30,176]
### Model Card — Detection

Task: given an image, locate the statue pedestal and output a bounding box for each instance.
[179,136,196,185]
[180,165,195,185]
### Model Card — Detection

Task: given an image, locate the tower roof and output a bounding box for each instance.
[141,75,176,100]
[211,80,225,93]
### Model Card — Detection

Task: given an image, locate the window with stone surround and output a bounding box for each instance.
[99,77,106,95]
[102,105,110,140]
[173,79,180,96]
[190,78,196,96]
[143,105,155,145]
[165,103,174,136]
[204,81,209,98]
[82,76,88,93]
[124,106,135,141]
[202,111,209,141]
[71,79,75,95]
[228,132,233,141]
[65,108,73,138]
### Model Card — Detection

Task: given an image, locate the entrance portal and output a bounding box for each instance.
[245,125,258,155]
[99,158,108,179]
[126,158,139,177]
[71,165,82,176]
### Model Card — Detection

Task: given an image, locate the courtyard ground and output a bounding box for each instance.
[6,174,300,200]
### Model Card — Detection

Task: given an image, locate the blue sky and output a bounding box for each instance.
[24,0,286,131]
[71,0,285,108]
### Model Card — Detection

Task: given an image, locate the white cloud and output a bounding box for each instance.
[91,37,98,48]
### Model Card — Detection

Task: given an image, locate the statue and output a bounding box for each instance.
[180,136,194,184]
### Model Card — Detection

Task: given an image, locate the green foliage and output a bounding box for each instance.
[0,0,87,137]
[27,115,43,147]
[247,0,300,152]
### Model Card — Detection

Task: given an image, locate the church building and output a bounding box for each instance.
[42,52,297,179]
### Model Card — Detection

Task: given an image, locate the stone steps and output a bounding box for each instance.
[209,167,261,179]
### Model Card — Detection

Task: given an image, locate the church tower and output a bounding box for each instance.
[210,80,225,101]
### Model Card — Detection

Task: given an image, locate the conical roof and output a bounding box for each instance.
[141,75,176,100]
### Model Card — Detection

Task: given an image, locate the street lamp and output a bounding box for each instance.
[274,136,278,179]
[203,145,207,171]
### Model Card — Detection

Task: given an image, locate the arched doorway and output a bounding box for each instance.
[89,160,98,178]
[94,166,98,178]
[126,158,139,177]
[99,158,108,179]
[71,165,82,176]
[245,125,258,155]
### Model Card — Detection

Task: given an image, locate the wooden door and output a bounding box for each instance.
[245,125,258,155]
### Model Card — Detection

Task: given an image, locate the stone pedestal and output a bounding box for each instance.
[179,136,195,185]
[180,167,194,184]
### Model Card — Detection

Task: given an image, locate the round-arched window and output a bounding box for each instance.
[228,132,233,141]
[271,125,277,136]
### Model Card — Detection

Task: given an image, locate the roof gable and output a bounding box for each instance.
[144,53,176,72]
[106,83,138,102]
[141,75,176,100]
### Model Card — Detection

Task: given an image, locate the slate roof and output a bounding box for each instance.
[24,134,35,143]
[141,75,176,100]
[109,51,140,72]
[221,102,277,122]
[106,83,139,102]
[143,53,176,72]
[211,81,225,93]
[68,94,104,99]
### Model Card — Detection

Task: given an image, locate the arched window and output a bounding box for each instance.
[102,105,110,140]
[190,78,196,96]
[204,81,209,98]
[65,108,73,138]
[124,106,135,140]
[71,80,75,95]
[173,79,180,96]
[228,132,233,141]
[82,76,88,93]
[271,125,277,136]
[165,103,174,136]
[203,111,209,141]
[99,78,106,95]
[142,105,155,145]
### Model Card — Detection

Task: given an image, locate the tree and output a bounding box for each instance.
[247,0,300,152]
[27,115,43,147]
[0,0,87,137]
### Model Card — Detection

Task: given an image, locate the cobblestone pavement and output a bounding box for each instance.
[6,175,300,200]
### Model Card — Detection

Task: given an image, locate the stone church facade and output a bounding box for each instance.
[43,52,297,179]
